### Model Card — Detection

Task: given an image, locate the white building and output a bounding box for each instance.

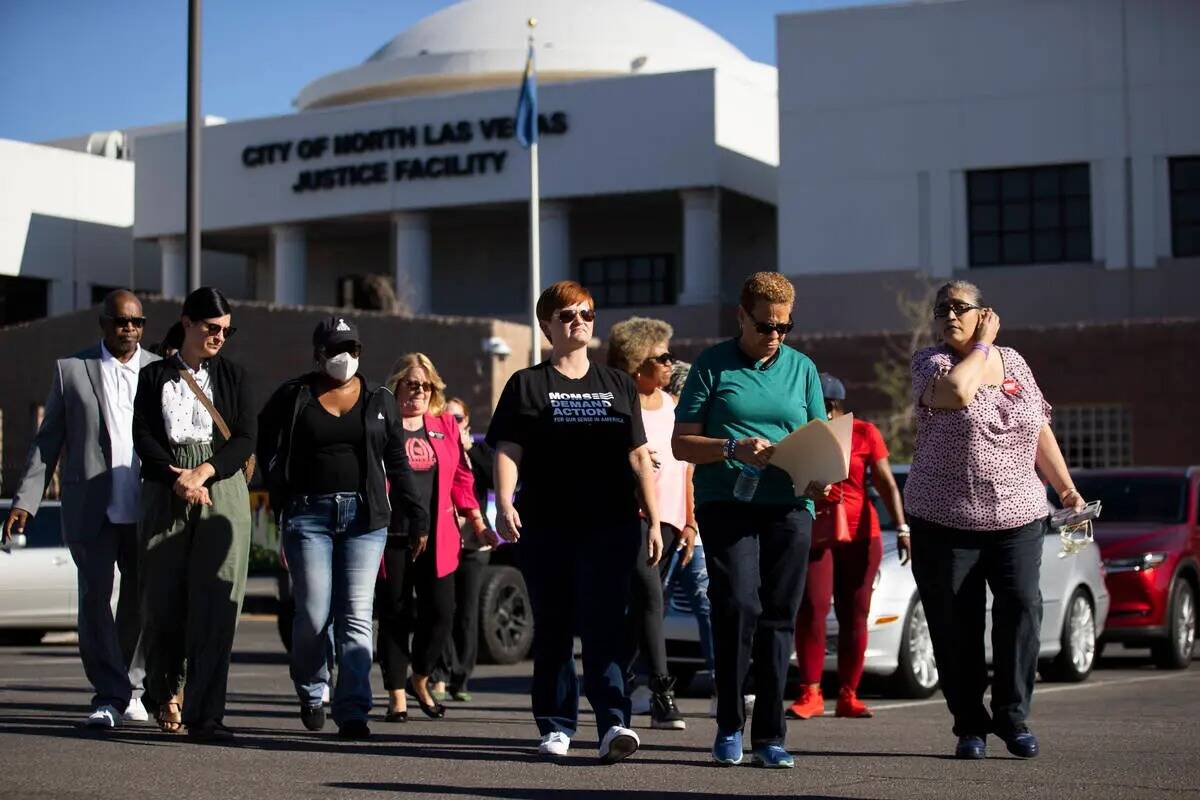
[777,0,1200,332]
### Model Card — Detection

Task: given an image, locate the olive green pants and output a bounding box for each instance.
[139,442,251,727]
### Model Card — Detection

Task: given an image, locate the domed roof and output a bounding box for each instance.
[295,0,762,110]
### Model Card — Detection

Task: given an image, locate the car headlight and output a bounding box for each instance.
[1103,552,1168,574]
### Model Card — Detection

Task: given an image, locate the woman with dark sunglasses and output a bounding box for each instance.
[257,317,428,740]
[375,354,490,723]
[132,287,255,741]
[672,271,829,768]
[606,317,692,732]
[487,280,663,764]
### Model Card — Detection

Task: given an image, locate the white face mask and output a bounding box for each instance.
[323,352,359,383]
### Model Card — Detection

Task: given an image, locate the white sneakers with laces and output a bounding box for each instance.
[538,731,571,757]
[599,726,640,764]
[123,698,149,722]
[85,705,120,728]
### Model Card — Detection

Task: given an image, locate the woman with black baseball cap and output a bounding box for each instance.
[257,315,427,740]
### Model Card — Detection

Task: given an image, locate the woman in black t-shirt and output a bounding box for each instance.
[486,280,663,764]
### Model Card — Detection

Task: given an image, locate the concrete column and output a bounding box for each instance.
[678,188,720,305]
[1100,158,1130,270]
[47,279,74,316]
[1130,155,1157,269]
[928,170,954,278]
[392,212,432,314]
[271,224,307,305]
[539,200,571,287]
[160,236,187,298]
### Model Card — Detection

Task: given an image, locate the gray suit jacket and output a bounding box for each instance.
[13,344,161,543]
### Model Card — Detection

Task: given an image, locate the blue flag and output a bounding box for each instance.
[515,43,538,148]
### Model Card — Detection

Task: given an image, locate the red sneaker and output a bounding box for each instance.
[786,686,824,720]
[835,687,873,719]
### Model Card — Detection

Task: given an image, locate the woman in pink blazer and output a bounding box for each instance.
[377,353,491,721]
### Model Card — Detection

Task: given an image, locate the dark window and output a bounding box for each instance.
[1170,157,1200,257]
[91,285,122,305]
[579,254,676,307]
[0,503,62,548]
[1055,476,1188,525]
[0,275,49,327]
[967,164,1092,266]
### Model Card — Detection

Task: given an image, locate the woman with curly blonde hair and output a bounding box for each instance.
[375,352,490,722]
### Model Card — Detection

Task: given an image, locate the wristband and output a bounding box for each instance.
[723,438,737,461]
[897,523,911,534]
[971,342,991,358]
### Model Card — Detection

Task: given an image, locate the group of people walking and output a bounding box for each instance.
[4,270,1086,764]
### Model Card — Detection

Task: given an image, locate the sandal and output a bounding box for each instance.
[157,700,183,734]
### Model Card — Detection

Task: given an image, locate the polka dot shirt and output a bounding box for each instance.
[903,345,1052,532]
[161,357,215,445]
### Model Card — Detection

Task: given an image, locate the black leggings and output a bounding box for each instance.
[376,537,455,691]
[623,522,680,682]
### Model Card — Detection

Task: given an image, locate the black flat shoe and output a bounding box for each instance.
[384,710,408,723]
[406,677,446,719]
[337,719,371,740]
[188,720,236,743]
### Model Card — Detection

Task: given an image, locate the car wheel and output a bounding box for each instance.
[888,597,939,698]
[478,566,533,665]
[1151,579,1196,670]
[1040,588,1095,682]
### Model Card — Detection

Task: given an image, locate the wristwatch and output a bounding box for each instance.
[723,438,738,461]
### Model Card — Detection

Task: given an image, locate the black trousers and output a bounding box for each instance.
[521,519,641,737]
[439,547,491,691]
[376,537,455,690]
[910,515,1045,737]
[622,522,681,683]
[698,502,812,746]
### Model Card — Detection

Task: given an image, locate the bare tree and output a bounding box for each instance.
[872,280,938,462]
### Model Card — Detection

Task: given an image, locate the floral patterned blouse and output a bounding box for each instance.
[903,345,1052,531]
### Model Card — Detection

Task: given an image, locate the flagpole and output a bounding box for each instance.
[526,18,541,367]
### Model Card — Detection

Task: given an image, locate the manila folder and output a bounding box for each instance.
[768,413,854,496]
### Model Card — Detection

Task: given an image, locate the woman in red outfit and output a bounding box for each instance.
[788,373,908,719]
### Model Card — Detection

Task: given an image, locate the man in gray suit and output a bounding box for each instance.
[3,290,160,728]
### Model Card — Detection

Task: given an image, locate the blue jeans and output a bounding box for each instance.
[282,493,386,724]
[666,542,715,673]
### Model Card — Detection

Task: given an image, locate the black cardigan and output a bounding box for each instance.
[133,354,257,485]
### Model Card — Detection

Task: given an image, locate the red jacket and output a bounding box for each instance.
[421,411,480,578]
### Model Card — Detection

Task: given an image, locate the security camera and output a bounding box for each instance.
[481,336,512,359]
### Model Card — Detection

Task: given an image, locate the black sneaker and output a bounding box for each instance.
[649,675,686,730]
[337,718,371,740]
[300,704,326,732]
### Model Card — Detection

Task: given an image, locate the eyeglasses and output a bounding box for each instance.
[403,380,435,394]
[745,310,794,336]
[324,342,361,358]
[648,352,675,366]
[198,322,237,338]
[932,302,981,319]
[555,308,596,324]
[103,315,146,329]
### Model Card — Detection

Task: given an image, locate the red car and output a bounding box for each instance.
[1072,468,1199,669]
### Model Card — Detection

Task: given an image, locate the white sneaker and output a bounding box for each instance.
[322,684,331,705]
[599,725,640,764]
[630,685,652,715]
[123,698,149,722]
[85,705,120,729]
[538,731,571,757]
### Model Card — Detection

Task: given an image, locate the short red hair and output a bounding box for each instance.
[536,280,594,322]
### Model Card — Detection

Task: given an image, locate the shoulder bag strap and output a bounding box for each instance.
[178,367,232,440]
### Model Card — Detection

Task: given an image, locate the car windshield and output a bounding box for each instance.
[1064,476,1188,525]
[0,504,63,548]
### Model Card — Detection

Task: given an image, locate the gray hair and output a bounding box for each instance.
[935,280,984,307]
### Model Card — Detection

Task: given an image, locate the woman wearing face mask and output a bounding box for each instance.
[257,317,428,740]
[375,355,490,722]
[133,287,255,742]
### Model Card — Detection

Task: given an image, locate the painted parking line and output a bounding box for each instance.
[866,670,1200,713]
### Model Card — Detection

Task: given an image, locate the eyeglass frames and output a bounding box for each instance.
[102,315,146,329]
[555,308,596,324]
[932,302,981,320]
[745,310,794,336]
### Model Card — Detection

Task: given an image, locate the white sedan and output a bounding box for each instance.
[0,500,77,644]
[664,491,1110,697]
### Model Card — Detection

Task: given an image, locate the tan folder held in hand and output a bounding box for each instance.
[768,413,854,496]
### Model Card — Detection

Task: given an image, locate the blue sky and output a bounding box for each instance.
[0,0,882,142]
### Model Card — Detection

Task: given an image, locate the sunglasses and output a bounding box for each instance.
[932,302,981,320]
[555,308,596,324]
[197,321,237,338]
[403,380,435,394]
[103,315,146,329]
[745,310,794,336]
[648,351,675,366]
[324,342,362,358]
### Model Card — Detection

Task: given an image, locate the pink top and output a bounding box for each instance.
[903,345,1052,532]
[641,389,688,532]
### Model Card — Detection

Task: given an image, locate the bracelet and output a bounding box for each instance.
[971,342,991,358]
[896,523,911,534]
[896,532,911,539]
[723,438,737,461]
[683,523,698,534]
[1059,487,1079,500]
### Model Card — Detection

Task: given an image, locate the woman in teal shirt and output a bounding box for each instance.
[672,271,827,769]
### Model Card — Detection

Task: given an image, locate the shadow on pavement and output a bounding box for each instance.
[329,785,854,799]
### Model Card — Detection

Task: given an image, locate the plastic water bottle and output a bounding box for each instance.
[733,465,761,502]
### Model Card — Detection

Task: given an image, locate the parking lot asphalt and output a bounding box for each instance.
[1,617,1197,800]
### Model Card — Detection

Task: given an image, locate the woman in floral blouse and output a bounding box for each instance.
[905,280,1085,762]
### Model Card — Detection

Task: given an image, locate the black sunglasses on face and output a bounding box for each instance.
[745,310,794,336]
[403,380,435,394]
[933,302,981,320]
[648,351,675,366]
[103,315,146,329]
[324,342,361,358]
[556,308,596,324]
[198,321,237,338]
